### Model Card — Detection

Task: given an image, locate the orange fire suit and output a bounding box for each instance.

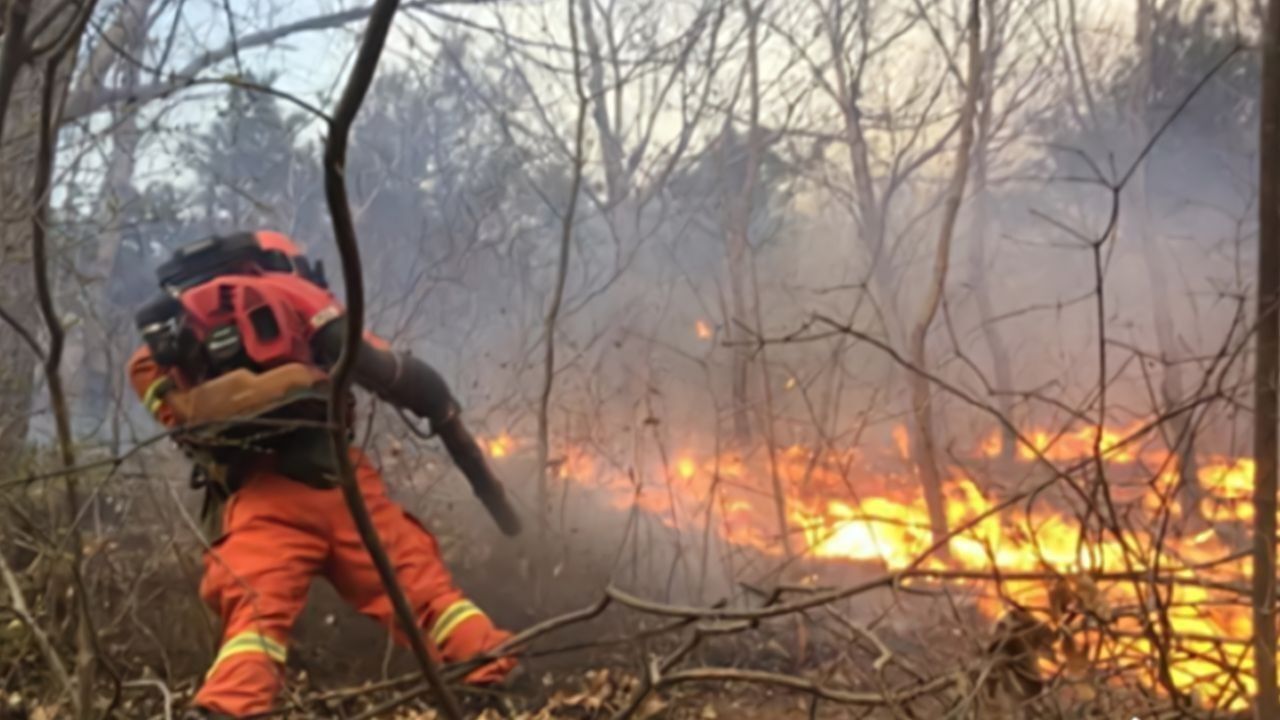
[128,344,515,717]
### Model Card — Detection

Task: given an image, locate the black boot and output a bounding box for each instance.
[181,708,233,720]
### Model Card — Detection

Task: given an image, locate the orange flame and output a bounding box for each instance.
[695,320,713,340]
[676,457,696,480]
[979,429,1003,458]
[482,432,516,459]
[892,425,910,460]
[1199,457,1255,523]
[478,420,1258,708]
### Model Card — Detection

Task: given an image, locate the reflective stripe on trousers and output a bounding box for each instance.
[206,630,287,679]
[431,599,484,647]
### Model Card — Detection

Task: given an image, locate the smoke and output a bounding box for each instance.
[37,0,1259,609]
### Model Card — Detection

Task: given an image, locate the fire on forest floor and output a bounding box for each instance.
[15,415,1254,718]
[474,417,1259,714]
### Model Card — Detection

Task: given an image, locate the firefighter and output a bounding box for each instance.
[128,231,518,719]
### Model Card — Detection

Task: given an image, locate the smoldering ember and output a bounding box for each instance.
[1,0,1278,718]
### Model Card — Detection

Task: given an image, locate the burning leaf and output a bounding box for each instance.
[1072,575,1110,621]
[1048,578,1073,625]
[1048,574,1110,626]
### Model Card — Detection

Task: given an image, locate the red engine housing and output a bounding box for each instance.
[175,273,338,383]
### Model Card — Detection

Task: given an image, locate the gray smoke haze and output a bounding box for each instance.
[24,0,1260,601]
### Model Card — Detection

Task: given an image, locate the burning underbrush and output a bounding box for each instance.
[475,417,1259,714]
[1,414,1257,718]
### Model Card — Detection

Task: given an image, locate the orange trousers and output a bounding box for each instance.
[194,451,514,717]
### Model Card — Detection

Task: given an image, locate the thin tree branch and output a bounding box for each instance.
[535,0,590,547]
[1255,0,1280,710]
[655,667,956,707]
[0,304,45,362]
[29,8,108,713]
[320,0,463,717]
[0,552,73,700]
[60,0,498,121]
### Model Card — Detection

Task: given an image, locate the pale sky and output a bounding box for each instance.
[97,0,1177,205]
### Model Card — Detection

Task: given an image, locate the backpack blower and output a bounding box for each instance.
[135,232,522,536]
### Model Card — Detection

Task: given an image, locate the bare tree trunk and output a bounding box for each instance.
[75,0,152,431]
[32,50,95,720]
[0,0,41,462]
[968,171,1016,459]
[721,0,804,637]
[1130,0,1204,526]
[1138,181,1203,518]
[718,11,762,448]
[0,0,101,456]
[536,0,590,565]
[577,0,627,206]
[1,8,97,713]
[723,123,754,445]
[821,0,911,455]
[967,17,1016,460]
[19,4,105,713]
[732,0,783,551]
[1254,0,1280,712]
[906,0,983,544]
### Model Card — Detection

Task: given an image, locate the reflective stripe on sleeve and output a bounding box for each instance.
[142,377,171,415]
